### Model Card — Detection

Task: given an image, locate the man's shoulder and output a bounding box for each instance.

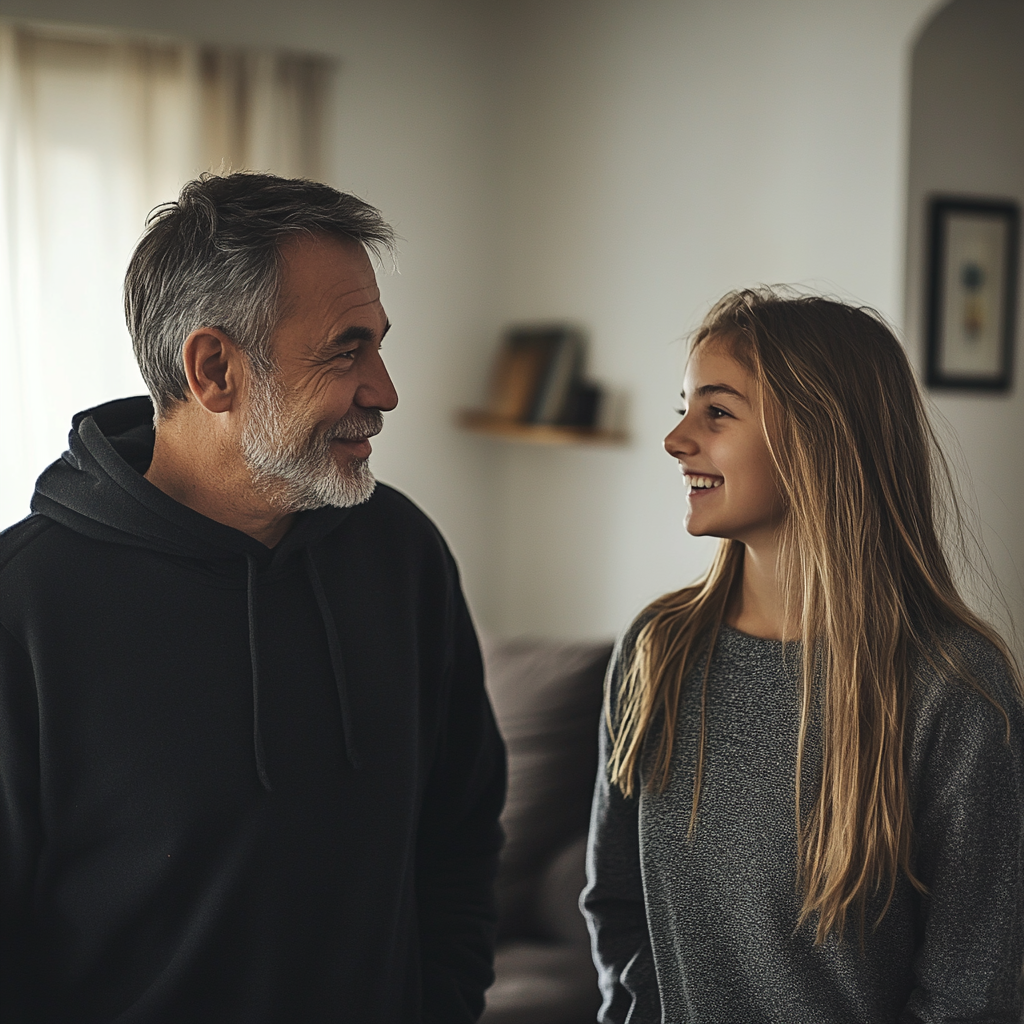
[0,513,61,575]
[313,482,459,584]
[0,516,72,633]
[348,483,449,550]
[313,484,468,615]
[366,481,432,519]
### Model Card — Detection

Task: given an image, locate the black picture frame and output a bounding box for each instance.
[925,196,1018,392]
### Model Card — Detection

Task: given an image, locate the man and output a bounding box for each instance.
[0,173,506,1023]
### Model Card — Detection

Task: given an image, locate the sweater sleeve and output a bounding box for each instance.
[581,630,662,1024]
[416,567,507,1024]
[901,642,1024,1023]
[0,622,42,1022]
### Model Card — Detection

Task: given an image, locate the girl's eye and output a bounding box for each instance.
[674,407,687,417]
[708,405,729,419]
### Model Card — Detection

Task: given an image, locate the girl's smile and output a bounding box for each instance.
[680,472,723,493]
[664,340,784,548]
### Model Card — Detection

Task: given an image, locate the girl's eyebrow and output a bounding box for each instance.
[680,383,749,403]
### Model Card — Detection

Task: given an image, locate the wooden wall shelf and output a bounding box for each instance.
[457,409,628,447]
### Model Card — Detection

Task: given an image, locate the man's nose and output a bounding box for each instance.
[357,348,399,411]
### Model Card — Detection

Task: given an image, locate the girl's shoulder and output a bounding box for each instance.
[612,609,658,662]
[907,624,1024,763]
[605,611,656,709]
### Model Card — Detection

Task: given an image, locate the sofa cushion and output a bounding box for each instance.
[481,637,612,939]
[537,835,591,947]
[480,942,602,1024]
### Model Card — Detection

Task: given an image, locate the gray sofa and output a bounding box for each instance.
[480,637,614,1024]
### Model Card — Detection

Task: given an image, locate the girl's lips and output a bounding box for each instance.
[687,484,720,499]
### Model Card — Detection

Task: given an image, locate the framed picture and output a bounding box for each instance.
[925,196,1019,391]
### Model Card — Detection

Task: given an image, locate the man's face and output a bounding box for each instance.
[240,234,398,511]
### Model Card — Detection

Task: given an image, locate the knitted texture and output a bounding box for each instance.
[583,624,1024,1023]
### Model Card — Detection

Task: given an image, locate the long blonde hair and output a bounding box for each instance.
[608,288,1021,943]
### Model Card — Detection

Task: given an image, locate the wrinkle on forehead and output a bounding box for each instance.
[275,233,383,336]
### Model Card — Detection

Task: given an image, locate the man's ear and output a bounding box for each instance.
[182,328,245,414]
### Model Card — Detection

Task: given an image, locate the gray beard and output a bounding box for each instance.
[240,372,383,512]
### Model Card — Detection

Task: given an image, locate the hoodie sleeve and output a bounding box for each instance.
[415,566,506,1024]
[0,621,43,1021]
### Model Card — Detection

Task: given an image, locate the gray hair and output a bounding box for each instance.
[124,172,397,418]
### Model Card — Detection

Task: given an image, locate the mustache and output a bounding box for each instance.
[325,408,385,442]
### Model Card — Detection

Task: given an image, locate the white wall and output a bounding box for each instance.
[480,0,946,638]
[0,0,503,621]
[904,0,1024,653]
[11,0,1013,649]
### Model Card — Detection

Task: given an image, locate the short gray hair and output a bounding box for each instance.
[124,172,397,418]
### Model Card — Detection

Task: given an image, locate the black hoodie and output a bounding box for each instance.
[0,397,506,1024]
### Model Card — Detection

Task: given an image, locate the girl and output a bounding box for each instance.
[582,289,1024,1023]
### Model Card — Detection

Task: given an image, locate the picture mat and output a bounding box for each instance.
[938,212,1009,378]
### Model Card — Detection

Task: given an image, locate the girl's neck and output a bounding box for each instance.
[725,541,799,641]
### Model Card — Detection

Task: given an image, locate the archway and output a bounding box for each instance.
[904,0,1024,651]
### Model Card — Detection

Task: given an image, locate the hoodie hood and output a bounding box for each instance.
[32,395,350,562]
[31,396,360,788]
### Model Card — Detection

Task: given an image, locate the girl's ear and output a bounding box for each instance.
[181,328,245,414]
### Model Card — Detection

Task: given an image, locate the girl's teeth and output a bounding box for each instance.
[685,475,722,489]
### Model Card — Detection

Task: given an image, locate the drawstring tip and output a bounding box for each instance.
[304,548,362,776]
[247,552,273,794]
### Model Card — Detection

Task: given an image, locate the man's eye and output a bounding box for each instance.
[335,349,358,361]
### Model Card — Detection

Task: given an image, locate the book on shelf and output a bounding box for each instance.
[486,325,596,426]
[558,379,602,428]
[486,328,560,421]
[530,330,583,424]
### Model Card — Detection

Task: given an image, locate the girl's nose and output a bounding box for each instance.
[664,418,697,459]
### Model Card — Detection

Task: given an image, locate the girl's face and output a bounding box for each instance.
[664,341,785,547]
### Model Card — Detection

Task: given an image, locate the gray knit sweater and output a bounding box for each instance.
[582,623,1024,1023]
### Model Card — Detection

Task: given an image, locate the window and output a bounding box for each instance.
[0,20,331,526]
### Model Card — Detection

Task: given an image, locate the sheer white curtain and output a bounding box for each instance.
[0,21,330,527]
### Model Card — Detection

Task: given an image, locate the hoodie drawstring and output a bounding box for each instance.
[245,553,273,792]
[303,549,360,770]
[243,549,361,791]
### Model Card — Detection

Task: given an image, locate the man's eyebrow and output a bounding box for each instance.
[327,322,391,347]
[680,383,749,403]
